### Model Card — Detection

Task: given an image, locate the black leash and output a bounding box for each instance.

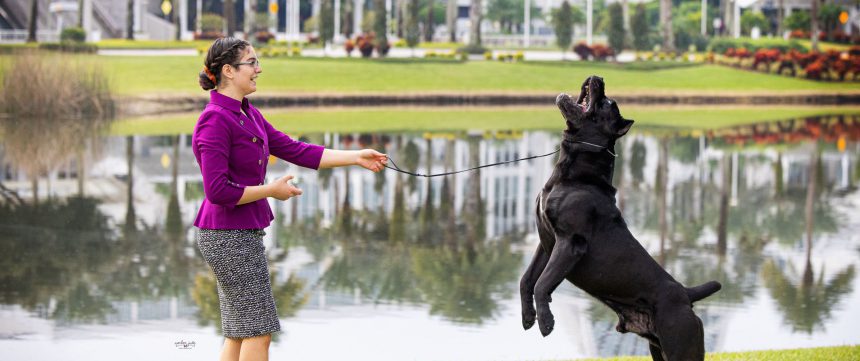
[382,138,617,178]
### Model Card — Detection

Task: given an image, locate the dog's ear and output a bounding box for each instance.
[616,119,634,136]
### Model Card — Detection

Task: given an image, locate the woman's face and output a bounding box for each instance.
[229,46,262,96]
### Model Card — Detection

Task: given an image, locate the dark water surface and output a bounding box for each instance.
[1,114,860,360]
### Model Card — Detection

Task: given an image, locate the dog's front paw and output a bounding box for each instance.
[522,309,536,330]
[538,312,555,337]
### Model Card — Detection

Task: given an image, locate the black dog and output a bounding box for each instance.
[519,76,721,361]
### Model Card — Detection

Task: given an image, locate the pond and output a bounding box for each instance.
[1,113,859,361]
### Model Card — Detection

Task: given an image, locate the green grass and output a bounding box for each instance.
[110,106,860,136]
[78,55,859,96]
[574,345,859,361]
[94,39,213,49]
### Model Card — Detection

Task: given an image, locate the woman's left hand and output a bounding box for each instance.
[356,149,388,172]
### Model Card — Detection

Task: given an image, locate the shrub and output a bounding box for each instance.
[606,3,625,53]
[0,52,113,118]
[376,41,390,57]
[60,27,86,43]
[591,44,614,61]
[194,31,224,40]
[345,39,355,56]
[483,51,492,60]
[291,47,301,57]
[38,42,98,53]
[254,31,275,44]
[200,13,225,33]
[356,34,374,57]
[459,44,488,55]
[708,37,806,54]
[573,42,592,60]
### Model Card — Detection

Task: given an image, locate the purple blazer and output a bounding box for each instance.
[192,91,324,229]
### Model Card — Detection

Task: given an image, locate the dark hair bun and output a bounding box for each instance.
[199,70,216,91]
[198,37,250,91]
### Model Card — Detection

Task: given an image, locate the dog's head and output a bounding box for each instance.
[555,75,633,143]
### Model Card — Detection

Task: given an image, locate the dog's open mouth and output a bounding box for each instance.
[576,76,603,114]
[579,85,590,111]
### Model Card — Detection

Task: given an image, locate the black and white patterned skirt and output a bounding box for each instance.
[196,228,281,339]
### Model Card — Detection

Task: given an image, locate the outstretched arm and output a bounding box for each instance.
[319,149,388,172]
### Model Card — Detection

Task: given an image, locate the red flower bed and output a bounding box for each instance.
[573,42,592,60]
[591,44,615,61]
[753,48,781,70]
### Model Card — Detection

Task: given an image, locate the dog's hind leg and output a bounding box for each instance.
[648,344,666,361]
[520,243,549,330]
[534,234,587,337]
[653,286,705,361]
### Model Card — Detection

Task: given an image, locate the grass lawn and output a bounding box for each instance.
[574,345,859,361]
[79,55,860,96]
[111,105,860,136]
[94,39,214,49]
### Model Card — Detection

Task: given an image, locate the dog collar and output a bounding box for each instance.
[562,132,617,158]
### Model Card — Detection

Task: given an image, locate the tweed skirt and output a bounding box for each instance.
[196,228,281,339]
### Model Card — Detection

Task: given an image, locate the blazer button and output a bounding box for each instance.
[240,120,244,126]
[252,137,257,142]
[258,159,262,165]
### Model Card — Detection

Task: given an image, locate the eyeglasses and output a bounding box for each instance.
[235,59,261,69]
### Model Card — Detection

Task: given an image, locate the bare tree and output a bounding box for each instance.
[27,0,39,43]
[659,0,674,51]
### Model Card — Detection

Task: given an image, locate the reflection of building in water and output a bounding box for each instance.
[277,131,558,239]
[1,130,856,241]
[2,125,860,357]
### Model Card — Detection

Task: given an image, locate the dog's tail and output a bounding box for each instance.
[686,281,722,303]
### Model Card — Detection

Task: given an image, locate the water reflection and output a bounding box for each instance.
[1,114,860,358]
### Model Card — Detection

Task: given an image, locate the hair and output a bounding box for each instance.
[199,37,251,91]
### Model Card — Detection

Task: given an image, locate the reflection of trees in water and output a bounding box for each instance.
[191,271,308,337]
[320,244,423,304]
[281,133,521,324]
[411,240,520,324]
[0,115,111,203]
[0,197,117,322]
[761,260,855,333]
[316,240,521,325]
[758,141,857,334]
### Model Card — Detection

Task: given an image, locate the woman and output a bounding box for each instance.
[193,37,387,361]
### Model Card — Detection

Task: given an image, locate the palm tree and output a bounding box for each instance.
[225,0,236,36]
[776,0,784,36]
[26,0,39,43]
[424,0,434,41]
[469,0,482,49]
[659,0,674,51]
[446,0,456,41]
[127,0,134,39]
[810,0,819,51]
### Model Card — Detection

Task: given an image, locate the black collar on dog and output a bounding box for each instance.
[562,131,618,158]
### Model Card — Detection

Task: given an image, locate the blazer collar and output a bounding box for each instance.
[209,90,250,115]
[209,90,264,140]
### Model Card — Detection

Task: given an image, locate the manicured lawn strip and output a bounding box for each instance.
[573,345,859,361]
[110,106,860,136]
[83,55,860,95]
[95,39,213,49]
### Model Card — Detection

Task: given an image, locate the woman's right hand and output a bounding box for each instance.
[268,175,303,200]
